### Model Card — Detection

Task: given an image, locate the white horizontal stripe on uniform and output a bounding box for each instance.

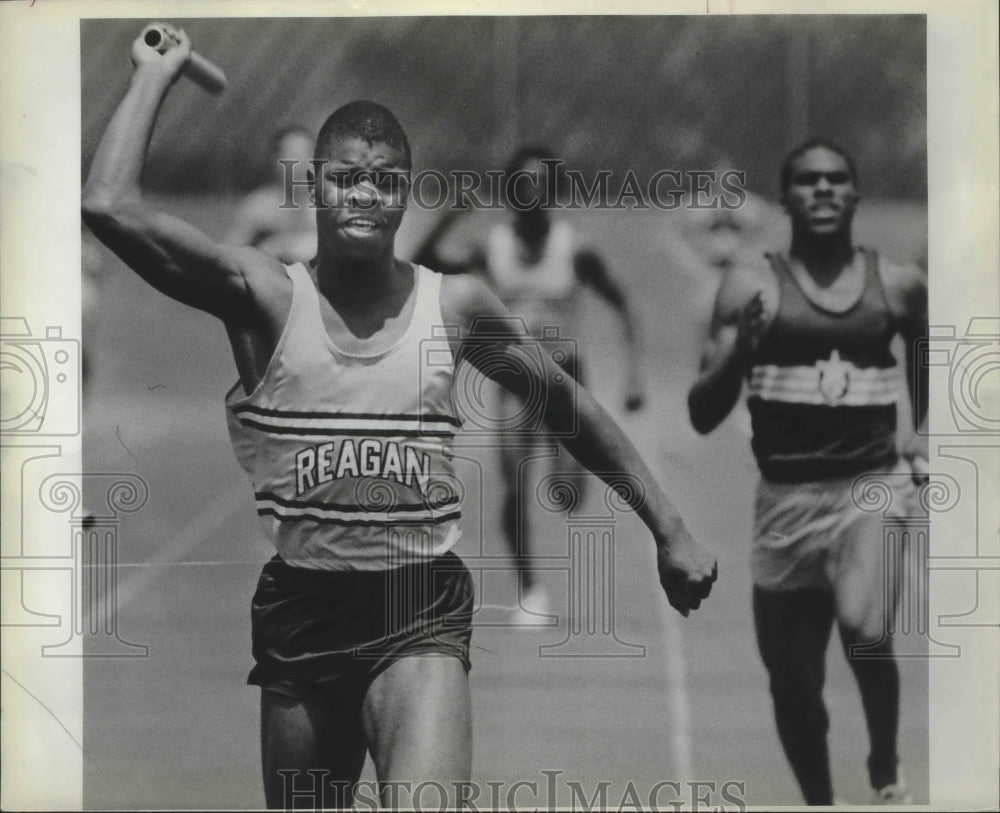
[749,362,902,406]
[255,494,460,525]
[236,413,457,437]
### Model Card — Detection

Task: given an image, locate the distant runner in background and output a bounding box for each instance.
[226,125,317,264]
[688,138,927,806]
[414,145,647,624]
[679,156,775,272]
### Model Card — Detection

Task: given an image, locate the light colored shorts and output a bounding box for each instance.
[752,459,920,593]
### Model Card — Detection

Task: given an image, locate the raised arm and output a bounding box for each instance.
[81,25,277,321]
[574,249,645,411]
[441,274,717,616]
[687,267,773,434]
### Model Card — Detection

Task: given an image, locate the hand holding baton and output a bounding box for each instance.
[140,23,227,93]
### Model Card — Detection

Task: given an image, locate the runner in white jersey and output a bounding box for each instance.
[83,25,716,810]
[415,145,646,622]
[225,260,463,570]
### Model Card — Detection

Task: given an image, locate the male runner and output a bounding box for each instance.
[415,146,646,622]
[83,25,717,809]
[225,125,318,264]
[688,138,927,805]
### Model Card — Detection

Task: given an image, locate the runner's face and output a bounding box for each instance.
[311,136,410,257]
[782,147,858,236]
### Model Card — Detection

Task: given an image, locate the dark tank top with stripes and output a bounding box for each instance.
[746,249,902,482]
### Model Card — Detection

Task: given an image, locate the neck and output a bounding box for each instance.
[314,243,402,304]
[789,230,856,284]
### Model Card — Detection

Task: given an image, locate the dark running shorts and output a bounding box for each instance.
[248,550,474,706]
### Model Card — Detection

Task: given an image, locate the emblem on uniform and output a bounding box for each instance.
[817,349,851,404]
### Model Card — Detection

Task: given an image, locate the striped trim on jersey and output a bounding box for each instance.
[255,491,462,527]
[230,405,461,439]
[748,357,902,407]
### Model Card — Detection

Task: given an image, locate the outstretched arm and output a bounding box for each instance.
[687,267,772,434]
[82,24,277,321]
[441,274,717,616]
[575,249,645,411]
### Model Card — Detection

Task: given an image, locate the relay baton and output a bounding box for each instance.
[141,24,227,94]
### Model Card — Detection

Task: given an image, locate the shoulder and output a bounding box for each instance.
[551,219,575,240]
[230,245,293,298]
[873,252,926,319]
[875,252,925,292]
[439,272,537,351]
[548,219,576,254]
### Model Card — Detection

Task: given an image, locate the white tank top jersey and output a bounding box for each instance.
[485,220,579,338]
[225,263,462,571]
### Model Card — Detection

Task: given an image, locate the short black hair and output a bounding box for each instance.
[780,138,858,193]
[315,101,412,169]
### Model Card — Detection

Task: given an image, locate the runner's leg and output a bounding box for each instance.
[260,688,367,810]
[753,586,836,805]
[498,388,537,593]
[361,654,472,807]
[834,506,906,791]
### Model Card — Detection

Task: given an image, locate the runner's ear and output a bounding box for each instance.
[307,159,321,207]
